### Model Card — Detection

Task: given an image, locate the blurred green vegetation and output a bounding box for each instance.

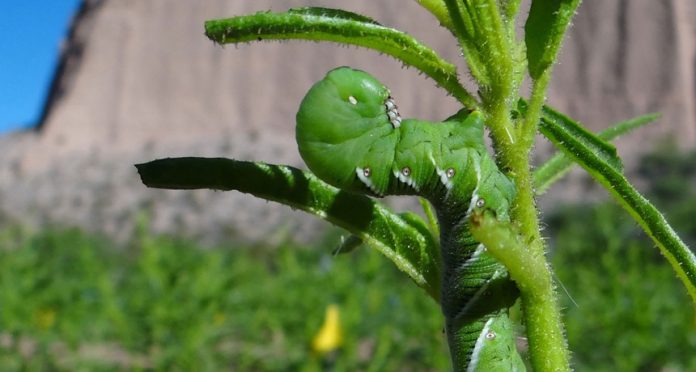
[0,224,447,370]
[0,147,694,370]
[547,146,696,371]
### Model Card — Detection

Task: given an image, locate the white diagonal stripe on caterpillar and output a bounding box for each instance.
[467,317,496,372]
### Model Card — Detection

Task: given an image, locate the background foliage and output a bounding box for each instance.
[547,145,696,371]
[0,149,695,370]
[0,223,447,370]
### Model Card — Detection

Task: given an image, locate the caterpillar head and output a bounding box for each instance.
[296,67,400,196]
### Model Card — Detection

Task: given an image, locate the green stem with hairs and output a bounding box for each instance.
[509,69,551,247]
[470,211,570,371]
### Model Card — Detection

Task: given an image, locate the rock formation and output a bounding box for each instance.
[0,0,694,242]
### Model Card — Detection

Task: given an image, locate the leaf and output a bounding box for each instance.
[414,0,454,31]
[598,112,660,141]
[442,0,503,87]
[204,8,476,108]
[136,157,442,301]
[418,197,440,239]
[537,111,696,306]
[335,211,441,258]
[525,0,582,79]
[287,7,381,24]
[534,113,660,194]
[537,104,623,171]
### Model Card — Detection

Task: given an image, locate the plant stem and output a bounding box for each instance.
[486,62,571,369]
[485,99,516,152]
[470,211,571,371]
[513,71,572,370]
[508,69,550,246]
[430,2,572,369]
[521,284,570,371]
[519,70,551,146]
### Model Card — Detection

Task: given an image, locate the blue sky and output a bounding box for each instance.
[0,1,81,134]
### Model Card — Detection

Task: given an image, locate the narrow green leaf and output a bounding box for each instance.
[418,197,440,239]
[442,0,496,87]
[598,112,660,140]
[525,0,582,79]
[334,211,440,259]
[287,7,380,24]
[538,113,696,306]
[398,211,440,259]
[205,8,476,108]
[534,113,660,194]
[414,0,454,31]
[136,157,441,301]
[537,104,623,171]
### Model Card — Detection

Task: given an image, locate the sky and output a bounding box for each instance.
[0,1,82,134]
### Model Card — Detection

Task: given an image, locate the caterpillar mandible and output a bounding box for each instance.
[296,67,524,370]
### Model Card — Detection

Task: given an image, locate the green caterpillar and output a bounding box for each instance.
[296,67,524,370]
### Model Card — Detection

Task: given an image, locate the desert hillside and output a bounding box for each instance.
[1,0,694,241]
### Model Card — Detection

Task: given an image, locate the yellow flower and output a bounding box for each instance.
[311,304,342,354]
[35,308,56,330]
[213,312,226,326]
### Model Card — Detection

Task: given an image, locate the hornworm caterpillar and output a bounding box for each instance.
[296,67,524,370]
